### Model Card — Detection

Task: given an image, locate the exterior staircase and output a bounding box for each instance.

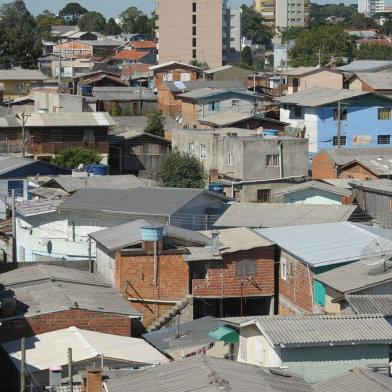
[146,295,193,332]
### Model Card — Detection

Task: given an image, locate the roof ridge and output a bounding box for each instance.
[70,327,101,357]
[359,368,392,391]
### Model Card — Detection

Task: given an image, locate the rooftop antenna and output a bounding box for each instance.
[360,236,392,275]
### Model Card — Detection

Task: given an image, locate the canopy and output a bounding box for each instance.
[208,325,239,344]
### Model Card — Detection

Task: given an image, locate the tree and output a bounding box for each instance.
[350,12,378,29]
[144,109,165,138]
[381,17,392,37]
[119,6,153,35]
[59,2,88,24]
[78,11,106,33]
[51,147,101,169]
[241,5,272,47]
[36,11,62,34]
[104,18,121,36]
[280,26,306,44]
[241,46,253,67]
[189,59,209,70]
[160,148,205,188]
[356,43,392,60]
[289,24,353,66]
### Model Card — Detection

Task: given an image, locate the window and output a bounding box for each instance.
[163,72,173,82]
[236,260,257,277]
[188,142,194,155]
[192,2,197,12]
[192,14,196,24]
[378,108,391,120]
[192,38,197,47]
[256,189,271,203]
[180,72,191,81]
[266,154,279,167]
[332,136,347,146]
[333,108,347,121]
[192,49,197,59]
[378,135,391,145]
[294,106,303,118]
[199,144,207,159]
[228,152,233,166]
[15,84,23,94]
[281,256,287,280]
[192,26,196,35]
[191,262,209,279]
[83,130,95,142]
[8,180,24,197]
[209,101,220,111]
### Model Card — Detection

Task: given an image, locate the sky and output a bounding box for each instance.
[2,0,358,18]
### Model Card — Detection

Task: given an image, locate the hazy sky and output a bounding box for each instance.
[3,0,357,18]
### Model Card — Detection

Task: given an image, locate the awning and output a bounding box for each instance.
[208,325,239,344]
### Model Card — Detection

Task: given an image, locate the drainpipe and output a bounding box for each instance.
[278,140,283,179]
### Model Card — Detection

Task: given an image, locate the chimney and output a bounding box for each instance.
[82,368,103,392]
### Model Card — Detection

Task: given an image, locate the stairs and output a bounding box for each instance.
[146,295,193,332]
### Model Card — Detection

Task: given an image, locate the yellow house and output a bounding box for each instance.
[0,69,46,100]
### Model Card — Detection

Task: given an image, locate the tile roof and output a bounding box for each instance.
[345,294,392,316]
[128,40,156,49]
[16,198,67,216]
[198,112,255,127]
[25,112,116,127]
[214,203,359,228]
[256,222,392,267]
[278,87,369,107]
[314,368,392,392]
[2,326,168,372]
[113,50,149,61]
[0,69,46,81]
[105,355,312,392]
[243,314,392,346]
[273,180,351,197]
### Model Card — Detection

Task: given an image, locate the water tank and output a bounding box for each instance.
[49,366,62,388]
[209,182,224,194]
[81,84,93,96]
[141,226,164,241]
[262,129,279,137]
[85,164,110,176]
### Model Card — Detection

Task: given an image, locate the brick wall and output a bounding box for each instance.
[312,151,336,179]
[339,163,378,181]
[192,247,275,298]
[0,309,132,343]
[279,251,314,313]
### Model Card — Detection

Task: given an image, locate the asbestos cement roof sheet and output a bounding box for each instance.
[349,179,392,194]
[345,294,392,316]
[198,112,255,126]
[244,314,392,346]
[214,203,358,229]
[324,147,392,166]
[0,116,21,128]
[338,60,392,72]
[256,222,392,267]
[165,80,246,93]
[25,112,116,127]
[273,180,351,197]
[355,72,392,90]
[2,326,169,373]
[15,198,67,216]
[0,69,46,81]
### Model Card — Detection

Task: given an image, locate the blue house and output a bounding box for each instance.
[280,87,392,154]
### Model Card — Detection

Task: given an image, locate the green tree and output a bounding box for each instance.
[144,109,165,138]
[241,4,272,47]
[289,24,353,66]
[381,17,392,37]
[356,43,392,60]
[189,59,209,70]
[280,26,306,44]
[78,11,106,33]
[51,147,101,169]
[119,6,153,35]
[350,12,378,29]
[241,46,253,67]
[104,17,121,35]
[160,148,205,188]
[59,2,88,24]
[36,11,63,34]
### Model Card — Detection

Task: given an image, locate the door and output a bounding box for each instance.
[254,339,264,366]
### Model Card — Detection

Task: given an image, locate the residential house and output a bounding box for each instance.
[90,221,277,328]
[61,31,98,41]
[171,128,308,200]
[24,112,115,161]
[0,116,25,154]
[256,222,391,313]
[52,57,94,79]
[124,40,156,52]
[279,87,392,154]
[177,88,271,129]
[347,72,392,94]
[205,65,251,86]
[51,25,80,39]
[72,70,125,94]
[229,314,392,383]
[214,203,359,229]
[315,260,392,314]
[272,180,352,204]
[105,355,312,392]
[283,67,343,95]
[0,264,141,342]
[350,179,392,228]
[0,69,46,100]
[111,51,156,70]
[53,40,119,58]
[312,147,392,180]
[1,326,168,390]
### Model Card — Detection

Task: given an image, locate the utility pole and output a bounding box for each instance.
[12,189,17,263]
[68,348,73,392]
[58,47,62,86]
[20,337,26,392]
[20,112,31,158]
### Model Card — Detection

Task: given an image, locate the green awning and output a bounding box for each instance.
[208,325,239,344]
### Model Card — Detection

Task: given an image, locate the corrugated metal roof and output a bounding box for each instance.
[0,69,46,81]
[178,87,228,99]
[342,157,392,176]
[198,112,254,126]
[345,294,392,316]
[338,60,392,72]
[278,87,368,107]
[165,80,246,93]
[314,368,392,392]
[16,198,66,216]
[204,65,235,74]
[282,67,316,76]
[323,147,392,165]
[244,314,392,346]
[214,203,358,229]
[273,180,351,197]
[355,72,392,90]
[0,116,21,128]
[2,326,168,373]
[25,112,116,127]
[105,355,312,392]
[256,222,392,267]
[93,87,157,101]
[350,179,392,194]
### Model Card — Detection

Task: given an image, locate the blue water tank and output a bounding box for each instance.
[262,129,279,137]
[209,182,224,194]
[86,164,109,176]
[141,226,164,241]
[81,85,93,96]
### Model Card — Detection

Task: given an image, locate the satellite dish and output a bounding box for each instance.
[360,237,392,275]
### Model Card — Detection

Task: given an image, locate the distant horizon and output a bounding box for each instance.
[0,0,361,18]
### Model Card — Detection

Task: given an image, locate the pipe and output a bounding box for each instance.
[153,240,158,286]
[278,141,283,179]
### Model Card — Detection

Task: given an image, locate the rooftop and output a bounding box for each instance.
[204,65,235,74]
[0,69,46,81]
[16,198,66,217]
[198,112,255,127]
[340,157,392,176]
[353,72,392,90]
[282,67,317,76]
[149,61,202,72]
[93,87,157,101]
[105,355,312,392]
[2,326,168,373]
[338,60,392,72]
[349,179,392,194]
[344,294,392,317]
[25,112,116,127]
[165,80,246,93]
[112,50,150,61]
[214,203,359,229]
[256,222,392,268]
[321,147,392,166]
[128,40,156,49]
[273,180,351,197]
[0,115,22,128]
[237,314,392,347]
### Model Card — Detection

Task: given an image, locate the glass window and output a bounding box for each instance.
[192,49,197,59]
[8,180,24,197]
[192,14,196,24]
[83,130,95,142]
[378,108,391,120]
[188,142,194,155]
[208,101,220,111]
[281,256,287,280]
[236,260,257,277]
[333,108,347,121]
[192,38,196,47]
[192,2,197,12]
[266,154,279,167]
[192,26,196,35]
[257,189,271,202]
[200,144,207,159]
[228,152,233,166]
[332,136,347,146]
[378,135,391,145]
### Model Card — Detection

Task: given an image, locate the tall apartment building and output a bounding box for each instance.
[358,0,384,16]
[253,0,309,30]
[156,0,231,68]
[227,8,242,63]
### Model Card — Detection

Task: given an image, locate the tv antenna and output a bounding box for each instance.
[360,237,392,275]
